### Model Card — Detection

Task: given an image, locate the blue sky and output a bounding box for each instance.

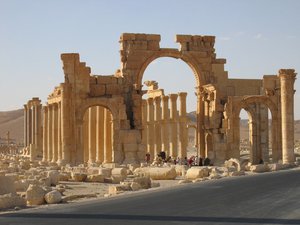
[0,0,299,119]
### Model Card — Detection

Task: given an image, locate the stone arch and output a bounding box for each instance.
[238,96,278,120]
[135,50,205,89]
[233,96,280,163]
[75,98,123,164]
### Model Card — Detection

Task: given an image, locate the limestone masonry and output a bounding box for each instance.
[23,33,297,166]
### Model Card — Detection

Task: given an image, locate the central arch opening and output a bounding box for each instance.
[82,105,113,165]
[140,57,198,164]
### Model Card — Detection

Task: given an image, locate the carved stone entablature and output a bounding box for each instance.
[48,87,61,99]
[144,80,158,90]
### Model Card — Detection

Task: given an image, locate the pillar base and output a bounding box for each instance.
[122,151,139,165]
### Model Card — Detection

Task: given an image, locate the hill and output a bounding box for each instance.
[0,109,24,144]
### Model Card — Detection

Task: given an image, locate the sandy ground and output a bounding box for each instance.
[59,178,183,203]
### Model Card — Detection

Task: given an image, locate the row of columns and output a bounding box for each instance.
[142,92,188,161]
[42,103,62,163]
[23,97,42,159]
[83,106,113,165]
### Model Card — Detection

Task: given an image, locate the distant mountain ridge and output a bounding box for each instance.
[0,109,23,143]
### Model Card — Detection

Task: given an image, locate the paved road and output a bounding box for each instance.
[1,168,300,225]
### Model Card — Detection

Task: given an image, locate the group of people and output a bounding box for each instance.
[145,151,213,167]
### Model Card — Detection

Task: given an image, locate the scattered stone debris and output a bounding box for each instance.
[0,154,298,211]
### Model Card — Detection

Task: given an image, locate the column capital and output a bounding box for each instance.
[24,104,28,110]
[178,92,187,99]
[142,99,147,106]
[169,94,178,101]
[154,96,161,105]
[146,97,154,105]
[31,97,41,106]
[161,95,169,102]
[278,69,297,80]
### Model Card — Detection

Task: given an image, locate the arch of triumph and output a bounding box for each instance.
[23,33,297,166]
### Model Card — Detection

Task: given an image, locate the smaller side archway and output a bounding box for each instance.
[75,98,124,165]
[231,96,280,164]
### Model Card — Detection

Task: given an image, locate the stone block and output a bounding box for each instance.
[121,33,136,41]
[111,168,127,177]
[47,170,60,186]
[0,175,16,195]
[134,167,177,180]
[90,84,105,96]
[224,158,241,171]
[44,190,62,204]
[106,84,122,95]
[86,174,104,183]
[97,76,117,84]
[175,35,192,43]
[185,167,210,180]
[26,184,47,206]
[108,185,126,195]
[132,176,151,189]
[111,175,125,184]
[87,167,101,175]
[58,172,71,181]
[0,193,26,210]
[98,168,112,178]
[173,165,188,176]
[249,164,269,173]
[130,182,141,191]
[71,173,87,182]
[146,34,161,41]
[15,180,29,192]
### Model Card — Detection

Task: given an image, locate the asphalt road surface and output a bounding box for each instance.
[1,168,300,225]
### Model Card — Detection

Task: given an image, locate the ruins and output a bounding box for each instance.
[23,33,297,166]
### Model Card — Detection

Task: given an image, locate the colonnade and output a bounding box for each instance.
[83,106,113,165]
[23,98,42,159]
[142,92,188,161]
[42,102,62,163]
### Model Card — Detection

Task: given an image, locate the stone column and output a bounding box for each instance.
[28,104,32,146]
[24,105,28,147]
[279,69,296,164]
[141,100,148,146]
[169,94,178,158]
[34,103,39,147]
[178,92,188,159]
[96,106,104,164]
[83,112,89,163]
[31,104,36,146]
[42,106,48,162]
[154,96,162,158]
[57,103,62,164]
[104,109,112,163]
[52,104,58,163]
[60,83,72,164]
[146,98,155,160]
[47,105,53,162]
[88,107,97,164]
[161,95,169,155]
[37,102,43,157]
[196,87,205,158]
